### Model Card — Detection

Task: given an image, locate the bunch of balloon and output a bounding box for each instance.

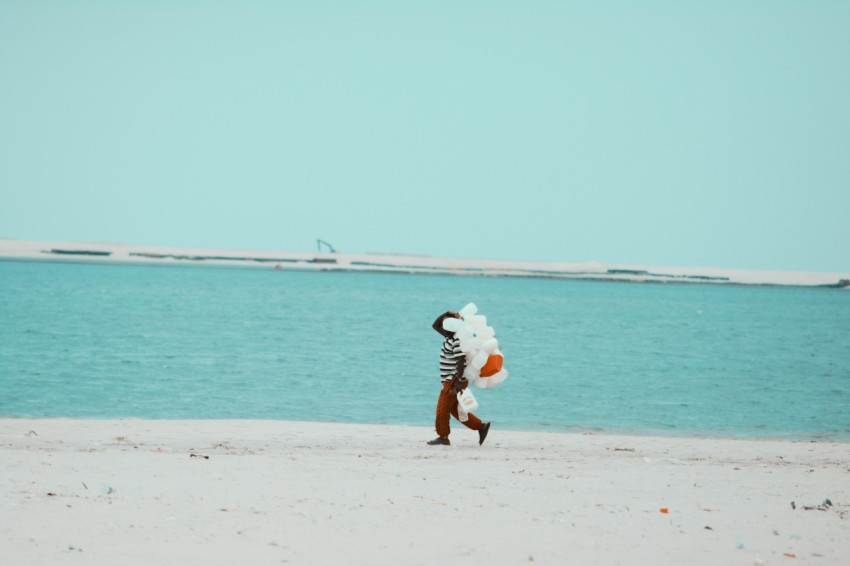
[442,303,508,389]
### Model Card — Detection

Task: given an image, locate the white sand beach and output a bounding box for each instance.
[1,419,847,565]
[2,238,848,287]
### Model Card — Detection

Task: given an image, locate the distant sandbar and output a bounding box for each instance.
[1,238,848,288]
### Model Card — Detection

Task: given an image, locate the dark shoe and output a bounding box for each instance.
[427,436,450,446]
[478,422,491,445]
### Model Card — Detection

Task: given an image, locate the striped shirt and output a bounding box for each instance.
[440,335,466,382]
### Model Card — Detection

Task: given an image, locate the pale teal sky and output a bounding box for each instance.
[1,1,848,271]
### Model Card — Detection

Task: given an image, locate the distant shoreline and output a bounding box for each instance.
[1,238,848,288]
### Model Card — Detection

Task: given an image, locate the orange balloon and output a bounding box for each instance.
[480,353,503,377]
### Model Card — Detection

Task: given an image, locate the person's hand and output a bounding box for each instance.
[448,310,461,319]
[452,380,465,395]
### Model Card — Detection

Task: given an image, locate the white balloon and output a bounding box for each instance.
[463,315,487,327]
[480,338,499,354]
[487,369,509,386]
[459,303,478,317]
[464,335,483,352]
[457,327,475,342]
[477,326,495,342]
[442,318,463,332]
[471,351,488,369]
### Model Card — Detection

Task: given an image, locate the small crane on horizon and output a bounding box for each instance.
[317,239,337,253]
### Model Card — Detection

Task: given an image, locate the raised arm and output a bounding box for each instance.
[432,310,457,338]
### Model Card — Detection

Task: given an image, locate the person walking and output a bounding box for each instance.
[428,310,491,446]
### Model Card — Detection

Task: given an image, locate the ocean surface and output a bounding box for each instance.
[1,260,848,440]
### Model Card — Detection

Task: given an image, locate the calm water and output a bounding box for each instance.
[1,260,848,439]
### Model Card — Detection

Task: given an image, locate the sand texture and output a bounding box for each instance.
[1,419,848,565]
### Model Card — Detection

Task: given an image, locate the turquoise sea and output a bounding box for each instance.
[1,260,848,440]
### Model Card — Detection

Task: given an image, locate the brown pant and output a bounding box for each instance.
[435,377,482,437]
